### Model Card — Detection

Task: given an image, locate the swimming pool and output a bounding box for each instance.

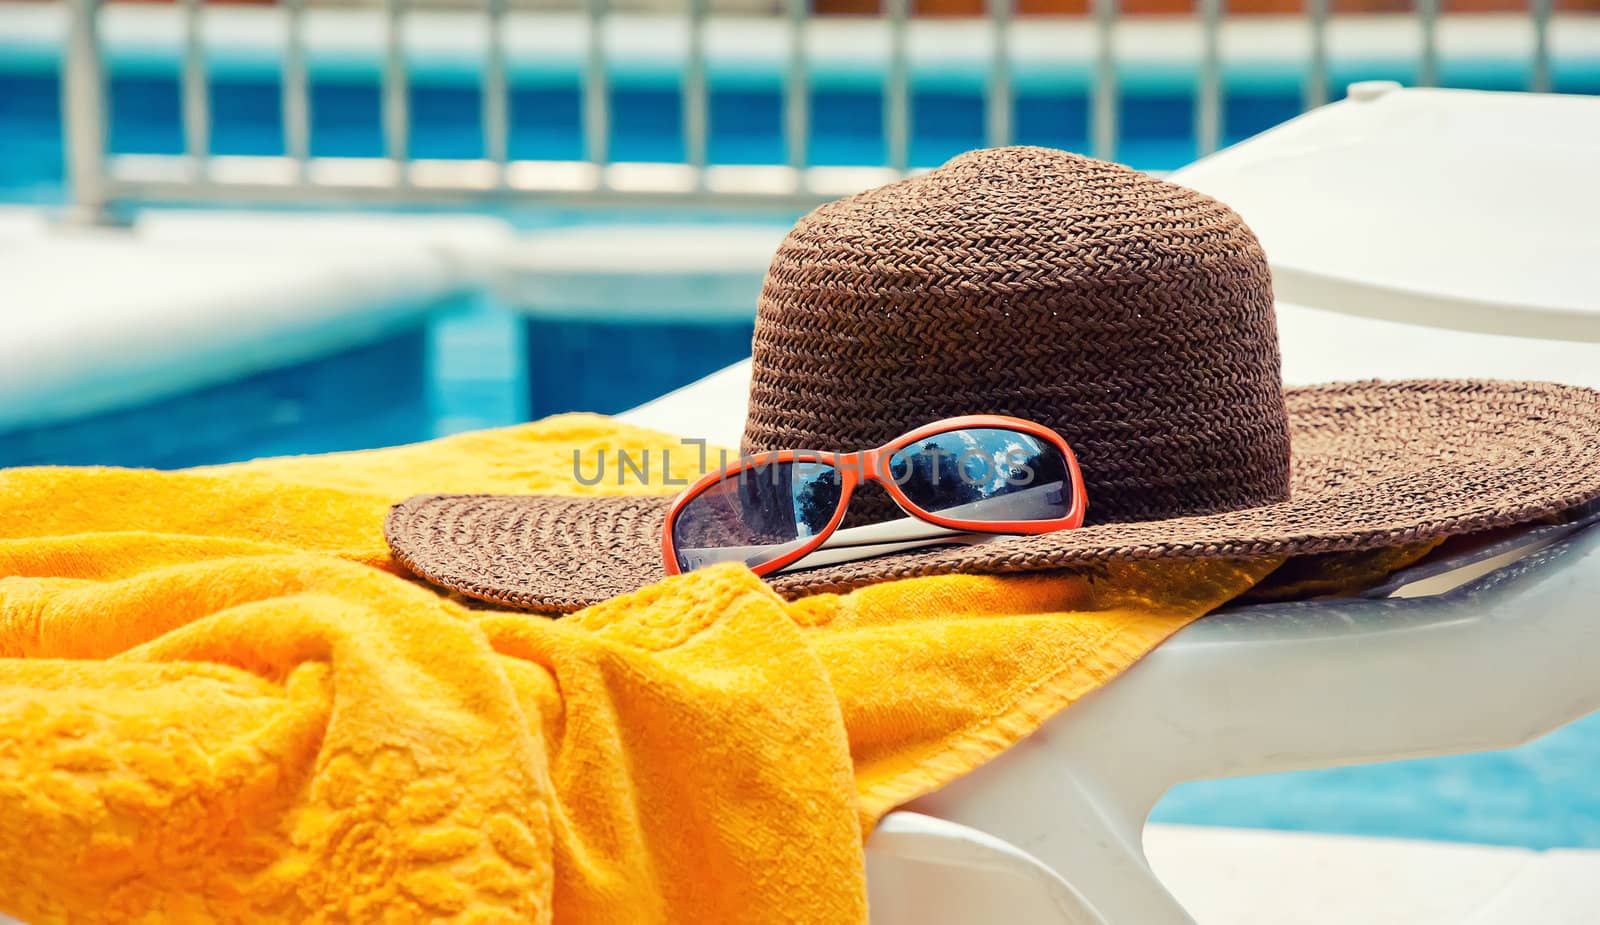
[0,326,433,469]
[3,4,1598,854]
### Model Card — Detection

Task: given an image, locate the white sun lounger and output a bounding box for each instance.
[1171,84,1600,345]
[622,367,1600,925]
[867,515,1600,924]
[616,87,1600,922]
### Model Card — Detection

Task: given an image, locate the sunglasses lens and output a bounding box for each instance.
[671,460,844,572]
[887,428,1072,523]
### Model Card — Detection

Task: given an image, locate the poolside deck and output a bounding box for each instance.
[0,205,509,436]
[1145,824,1600,924]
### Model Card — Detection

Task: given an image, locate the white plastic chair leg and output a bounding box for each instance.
[866,811,1110,924]
[893,520,1600,924]
[902,726,1196,924]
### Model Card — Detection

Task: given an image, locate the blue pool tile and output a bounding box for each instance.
[810,89,886,167]
[210,78,285,157]
[109,74,183,156]
[1223,90,1303,151]
[612,87,686,163]
[508,86,585,161]
[410,83,486,160]
[309,79,385,159]
[0,73,65,195]
[1122,91,1196,146]
[709,88,786,165]
[1014,92,1090,156]
[912,90,986,168]
[523,316,753,419]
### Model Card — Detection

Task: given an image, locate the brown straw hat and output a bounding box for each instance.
[386,147,1600,614]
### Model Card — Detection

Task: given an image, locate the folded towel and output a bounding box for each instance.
[1,415,1301,923]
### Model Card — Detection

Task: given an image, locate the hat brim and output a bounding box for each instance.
[385,381,1600,614]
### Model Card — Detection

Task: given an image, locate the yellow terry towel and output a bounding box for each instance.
[0,415,1384,924]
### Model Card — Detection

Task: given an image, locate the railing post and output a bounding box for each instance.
[884,0,911,173]
[383,0,411,182]
[1417,0,1439,87]
[585,0,611,169]
[1530,0,1553,93]
[181,0,210,167]
[62,0,111,224]
[785,0,810,173]
[986,0,1014,148]
[683,0,709,176]
[1090,0,1118,162]
[283,0,312,170]
[483,0,510,171]
[1304,0,1329,110]
[1195,0,1223,157]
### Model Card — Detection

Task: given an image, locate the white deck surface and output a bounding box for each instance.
[1145,825,1600,925]
[0,207,510,431]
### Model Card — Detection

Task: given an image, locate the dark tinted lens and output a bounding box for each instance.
[671,460,844,571]
[888,428,1070,523]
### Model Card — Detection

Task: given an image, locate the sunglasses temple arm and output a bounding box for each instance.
[816,480,1071,549]
[777,534,1000,573]
[675,520,964,563]
[814,516,971,548]
[674,522,989,572]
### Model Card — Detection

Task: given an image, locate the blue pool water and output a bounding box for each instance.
[1,328,434,469]
[3,33,1598,852]
[523,317,757,420]
[1156,719,1600,849]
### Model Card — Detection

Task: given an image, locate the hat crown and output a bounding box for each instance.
[742,145,1291,525]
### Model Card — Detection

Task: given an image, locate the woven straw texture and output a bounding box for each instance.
[744,146,1288,526]
[387,380,1600,613]
[384,146,1600,614]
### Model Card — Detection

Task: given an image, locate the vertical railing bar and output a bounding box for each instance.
[585,0,610,168]
[383,0,411,172]
[1417,0,1439,87]
[1090,0,1118,161]
[1196,0,1223,157]
[785,0,810,172]
[885,0,911,173]
[986,0,1013,148]
[1530,0,1553,93]
[684,0,709,173]
[282,0,311,166]
[483,0,510,167]
[63,0,110,223]
[181,0,210,165]
[1304,0,1329,110]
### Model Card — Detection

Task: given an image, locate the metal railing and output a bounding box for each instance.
[61,0,1564,221]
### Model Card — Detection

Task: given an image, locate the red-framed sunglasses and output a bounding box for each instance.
[662,415,1087,577]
